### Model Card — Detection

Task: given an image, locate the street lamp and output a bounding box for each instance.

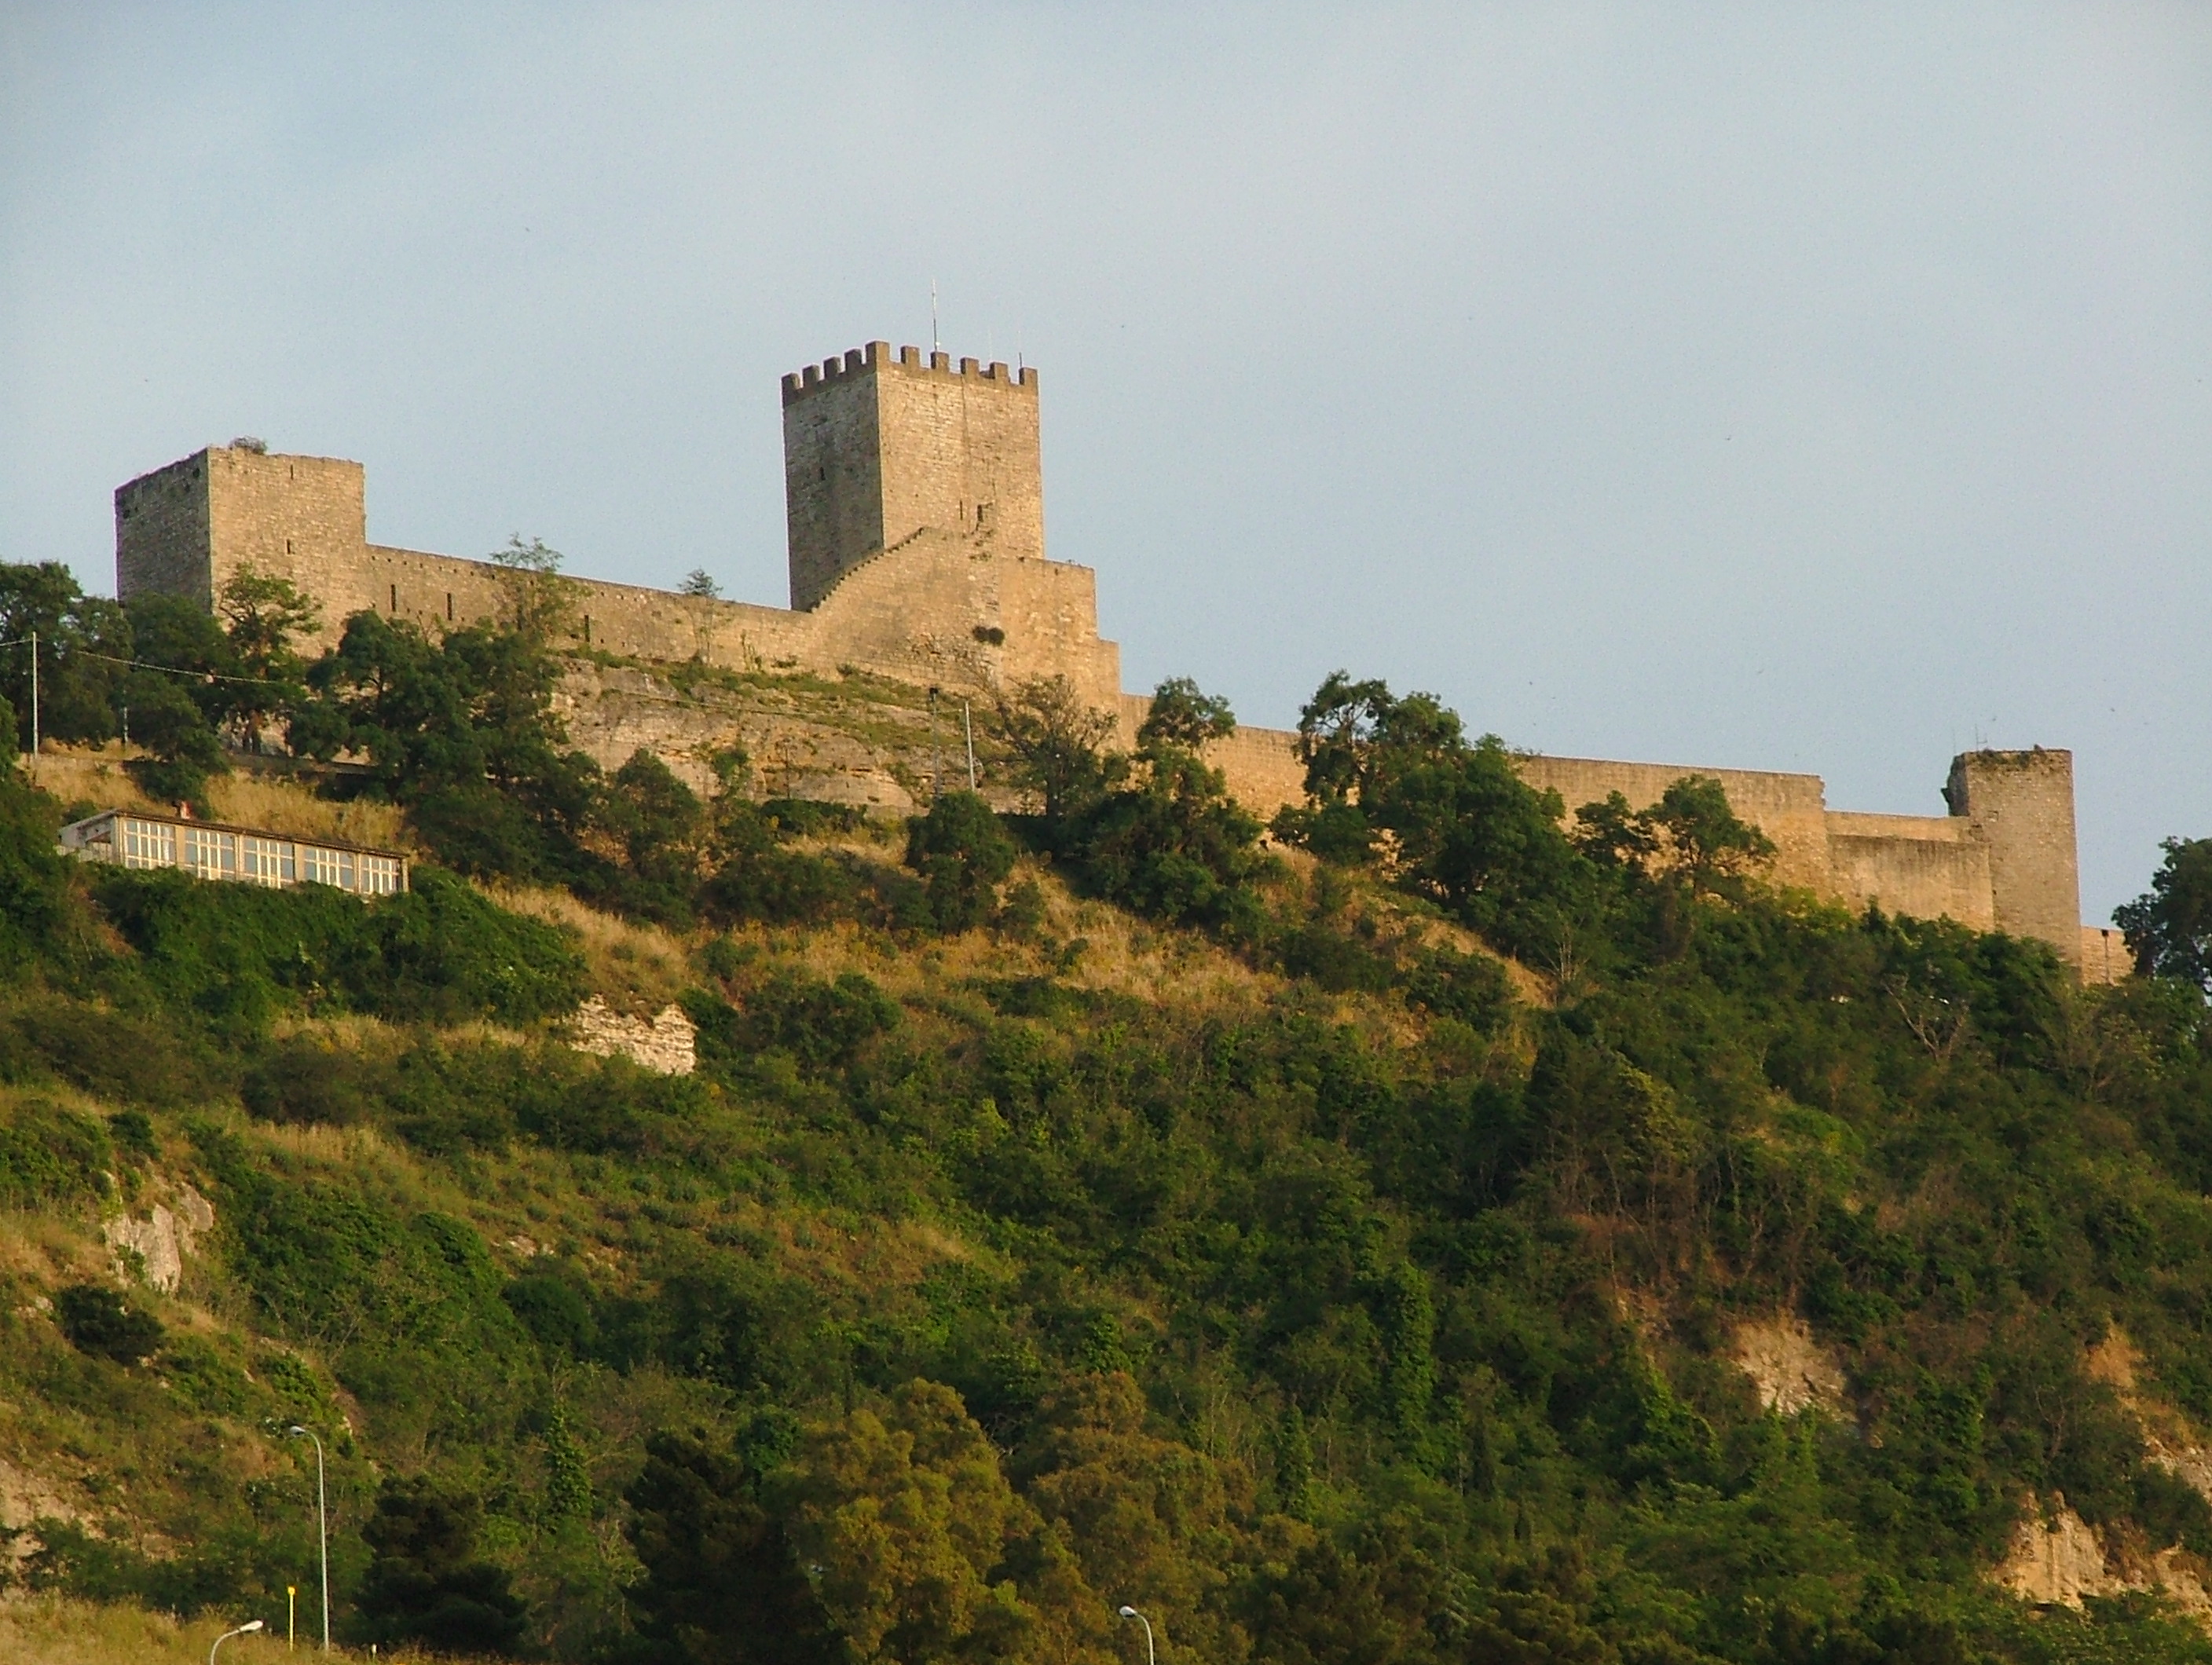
[210,1618,264,1665]
[287,1425,330,1652]
[1117,1605,1155,1665]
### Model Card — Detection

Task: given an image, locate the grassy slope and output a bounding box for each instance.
[9,767,2212,1661]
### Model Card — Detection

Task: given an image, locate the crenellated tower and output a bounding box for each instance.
[782,342,1042,610]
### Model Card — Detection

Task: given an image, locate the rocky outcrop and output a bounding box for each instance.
[566,997,697,1075]
[102,1184,214,1294]
[1731,1316,1849,1418]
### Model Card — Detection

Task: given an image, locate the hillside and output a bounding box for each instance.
[4,588,2212,1664]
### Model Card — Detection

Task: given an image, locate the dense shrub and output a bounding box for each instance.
[53,1282,164,1363]
[92,865,584,1029]
[0,1099,112,1205]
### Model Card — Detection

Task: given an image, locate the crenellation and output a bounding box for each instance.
[112,340,2115,978]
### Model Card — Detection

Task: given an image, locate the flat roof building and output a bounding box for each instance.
[60,808,408,897]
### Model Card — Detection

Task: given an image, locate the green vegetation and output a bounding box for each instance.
[10,573,2212,1661]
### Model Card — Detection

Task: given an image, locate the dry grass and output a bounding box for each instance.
[484,883,694,1014]
[0,1595,489,1663]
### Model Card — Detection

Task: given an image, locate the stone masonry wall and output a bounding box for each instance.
[783,353,886,611]
[1824,813,1996,931]
[782,342,1043,613]
[115,452,214,606]
[1946,749,2083,972]
[1518,755,1835,894]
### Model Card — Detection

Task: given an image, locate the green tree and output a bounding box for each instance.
[624,1429,844,1665]
[1278,671,1597,965]
[1064,676,1266,934]
[906,791,1017,932]
[778,1380,1044,1665]
[298,612,602,883]
[600,749,707,917]
[2117,836,2212,990]
[116,592,234,803]
[53,1283,164,1365]
[993,675,1118,828]
[355,1477,529,1655]
[1136,675,1237,750]
[491,534,584,642]
[0,561,130,748]
[214,567,320,751]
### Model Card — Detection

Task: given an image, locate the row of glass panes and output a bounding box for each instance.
[116,817,401,895]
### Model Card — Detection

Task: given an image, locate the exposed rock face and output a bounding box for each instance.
[0,1457,82,1563]
[1996,1496,2212,1614]
[1998,1502,2126,1606]
[1731,1316,1849,1418]
[567,997,697,1075]
[102,1184,214,1294]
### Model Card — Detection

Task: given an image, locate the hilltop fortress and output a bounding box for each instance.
[115,340,2126,981]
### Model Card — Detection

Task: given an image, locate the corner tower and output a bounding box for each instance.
[117,445,367,615]
[1946,748,2083,972]
[782,342,1043,611]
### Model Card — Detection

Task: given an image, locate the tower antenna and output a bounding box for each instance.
[930,279,940,354]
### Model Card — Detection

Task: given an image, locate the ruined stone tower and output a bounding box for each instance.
[1945,748,2084,974]
[782,342,1043,611]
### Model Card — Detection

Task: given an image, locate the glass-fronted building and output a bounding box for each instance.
[60,809,408,897]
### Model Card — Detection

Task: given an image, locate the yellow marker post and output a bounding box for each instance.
[287,1585,296,1650]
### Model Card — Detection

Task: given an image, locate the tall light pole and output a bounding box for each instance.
[210,1618,264,1665]
[288,1425,330,1652]
[1117,1605,1155,1665]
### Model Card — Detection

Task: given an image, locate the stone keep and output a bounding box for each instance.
[784,342,1045,610]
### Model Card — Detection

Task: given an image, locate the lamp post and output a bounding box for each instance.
[1117,1605,1155,1665]
[210,1618,264,1665]
[287,1425,330,1652]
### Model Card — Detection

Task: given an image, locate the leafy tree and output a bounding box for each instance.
[1014,1373,1243,1662]
[1136,675,1237,750]
[2117,836,2212,990]
[0,561,130,749]
[213,567,320,751]
[599,749,707,918]
[112,592,234,803]
[1277,671,1597,964]
[778,1380,1049,1665]
[1575,775,1775,898]
[906,791,1017,932]
[1063,676,1267,934]
[623,1429,843,1665]
[297,611,602,883]
[993,675,1118,827]
[357,1477,529,1654]
[677,569,722,599]
[490,533,584,642]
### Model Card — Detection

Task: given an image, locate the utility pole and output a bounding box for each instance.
[963,698,977,790]
[928,686,940,803]
[27,630,36,770]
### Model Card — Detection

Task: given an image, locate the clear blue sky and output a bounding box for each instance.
[4,4,2208,918]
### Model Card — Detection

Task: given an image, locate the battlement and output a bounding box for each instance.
[782,341,1038,406]
[782,335,1046,611]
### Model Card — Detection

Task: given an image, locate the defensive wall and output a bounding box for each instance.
[114,340,2123,980]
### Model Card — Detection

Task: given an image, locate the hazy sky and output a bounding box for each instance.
[4,4,2208,917]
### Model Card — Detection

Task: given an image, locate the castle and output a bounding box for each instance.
[113,341,2127,982]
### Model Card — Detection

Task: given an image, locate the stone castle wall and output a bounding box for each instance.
[1193,720,2111,979]
[112,342,2118,979]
